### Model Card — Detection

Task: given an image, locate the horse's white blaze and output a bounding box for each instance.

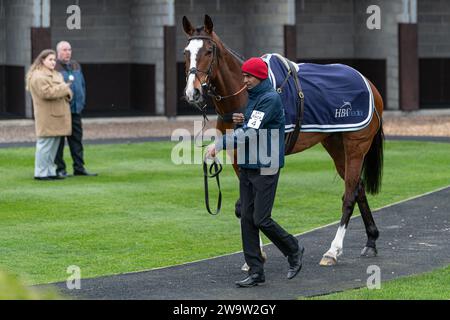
[325,225,347,259]
[185,39,203,101]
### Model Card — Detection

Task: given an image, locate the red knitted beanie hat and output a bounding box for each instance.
[242,57,268,80]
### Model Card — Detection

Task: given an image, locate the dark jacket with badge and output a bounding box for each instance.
[55,60,86,114]
[217,79,285,169]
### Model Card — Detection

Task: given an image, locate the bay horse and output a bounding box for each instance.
[182,15,384,266]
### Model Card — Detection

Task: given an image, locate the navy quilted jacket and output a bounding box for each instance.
[217,79,285,169]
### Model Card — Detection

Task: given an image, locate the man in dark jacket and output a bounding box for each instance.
[55,41,97,177]
[206,57,304,287]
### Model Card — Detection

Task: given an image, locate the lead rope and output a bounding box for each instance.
[195,106,223,216]
[203,155,223,216]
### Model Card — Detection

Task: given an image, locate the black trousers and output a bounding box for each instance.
[239,168,299,275]
[55,113,85,173]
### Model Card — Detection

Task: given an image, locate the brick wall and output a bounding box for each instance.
[354,0,404,110]
[244,0,291,57]
[175,0,246,61]
[3,0,34,117]
[296,0,403,110]
[131,0,174,114]
[5,0,34,66]
[2,0,449,118]
[0,0,4,112]
[176,0,291,60]
[51,0,131,63]
[418,0,450,107]
[418,0,450,57]
[296,0,355,59]
[51,0,162,114]
[0,0,5,65]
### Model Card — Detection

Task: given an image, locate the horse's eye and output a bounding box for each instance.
[206,50,213,56]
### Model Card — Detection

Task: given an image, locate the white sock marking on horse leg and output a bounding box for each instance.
[325,225,346,259]
[184,40,203,101]
[259,234,266,257]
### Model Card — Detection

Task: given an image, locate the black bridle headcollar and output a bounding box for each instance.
[186,36,218,104]
[185,35,247,119]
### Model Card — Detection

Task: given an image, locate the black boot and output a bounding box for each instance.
[287,246,304,280]
[235,273,265,288]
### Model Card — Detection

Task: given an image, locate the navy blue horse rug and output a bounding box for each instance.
[262,54,375,133]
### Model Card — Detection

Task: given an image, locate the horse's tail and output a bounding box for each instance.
[362,123,384,195]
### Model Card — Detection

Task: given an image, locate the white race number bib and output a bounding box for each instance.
[247,110,265,129]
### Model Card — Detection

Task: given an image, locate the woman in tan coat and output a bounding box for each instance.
[26,49,73,180]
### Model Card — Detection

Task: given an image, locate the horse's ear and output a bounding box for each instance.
[183,16,195,36]
[204,15,214,34]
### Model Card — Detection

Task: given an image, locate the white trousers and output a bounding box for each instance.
[35,137,61,178]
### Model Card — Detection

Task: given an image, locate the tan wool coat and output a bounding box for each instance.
[29,67,73,138]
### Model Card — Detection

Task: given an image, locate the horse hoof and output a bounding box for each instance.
[261,251,267,263]
[241,252,266,272]
[319,255,337,266]
[241,263,249,272]
[361,246,378,257]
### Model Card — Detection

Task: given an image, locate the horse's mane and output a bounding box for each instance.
[222,42,246,64]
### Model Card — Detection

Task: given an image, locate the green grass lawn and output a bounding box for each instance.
[0,140,449,287]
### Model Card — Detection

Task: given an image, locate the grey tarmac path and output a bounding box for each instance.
[42,186,450,300]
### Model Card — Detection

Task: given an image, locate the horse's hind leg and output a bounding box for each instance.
[319,134,369,266]
[321,135,379,262]
[321,134,345,180]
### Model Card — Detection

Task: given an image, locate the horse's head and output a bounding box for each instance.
[182,15,218,109]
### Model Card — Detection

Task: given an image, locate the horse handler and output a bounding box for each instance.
[206,57,304,287]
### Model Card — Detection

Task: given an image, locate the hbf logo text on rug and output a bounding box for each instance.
[335,101,364,118]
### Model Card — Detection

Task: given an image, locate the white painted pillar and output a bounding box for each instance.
[167,0,175,26]
[399,0,418,24]
[32,0,51,27]
[0,0,4,65]
[410,0,417,24]
[157,0,176,115]
[32,0,41,27]
[42,0,50,28]
[28,0,51,118]
[287,0,296,25]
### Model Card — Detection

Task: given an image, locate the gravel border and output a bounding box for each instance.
[1,135,449,149]
[0,110,449,146]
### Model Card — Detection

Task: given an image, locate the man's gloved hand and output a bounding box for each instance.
[205,143,217,160]
[232,113,245,125]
